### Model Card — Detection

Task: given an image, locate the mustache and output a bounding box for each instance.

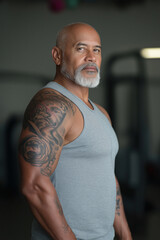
[77,63,99,73]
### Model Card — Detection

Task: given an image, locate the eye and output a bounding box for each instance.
[93,48,101,54]
[77,47,85,52]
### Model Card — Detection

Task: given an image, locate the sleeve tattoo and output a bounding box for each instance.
[19,90,75,177]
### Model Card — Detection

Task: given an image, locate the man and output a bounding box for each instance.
[18,23,132,240]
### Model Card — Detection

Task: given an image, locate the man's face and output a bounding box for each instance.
[60,25,102,88]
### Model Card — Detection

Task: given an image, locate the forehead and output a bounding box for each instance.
[65,25,101,47]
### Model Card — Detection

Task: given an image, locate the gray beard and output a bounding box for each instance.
[61,63,100,88]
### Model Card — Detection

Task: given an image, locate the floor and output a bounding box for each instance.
[0,183,160,240]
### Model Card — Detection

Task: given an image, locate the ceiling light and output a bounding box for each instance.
[140,48,160,59]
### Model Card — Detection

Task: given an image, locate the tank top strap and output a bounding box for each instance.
[43,81,96,113]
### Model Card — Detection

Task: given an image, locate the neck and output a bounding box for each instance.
[53,73,89,103]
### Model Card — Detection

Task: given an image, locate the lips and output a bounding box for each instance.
[83,66,97,72]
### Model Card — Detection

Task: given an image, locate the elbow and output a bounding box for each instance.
[20,174,51,203]
[21,177,46,202]
[21,184,31,199]
[21,182,37,200]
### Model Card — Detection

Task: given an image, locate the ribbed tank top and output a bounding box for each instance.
[31,81,119,240]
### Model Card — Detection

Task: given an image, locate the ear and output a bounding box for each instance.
[52,46,62,65]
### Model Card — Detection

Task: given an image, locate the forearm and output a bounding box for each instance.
[114,178,132,240]
[24,182,76,240]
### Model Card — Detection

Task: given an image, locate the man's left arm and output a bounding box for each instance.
[114,177,132,240]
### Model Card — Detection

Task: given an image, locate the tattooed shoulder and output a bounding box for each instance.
[23,89,76,129]
[19,89,76,177]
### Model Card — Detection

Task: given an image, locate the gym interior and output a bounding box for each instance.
[0,0,160,239]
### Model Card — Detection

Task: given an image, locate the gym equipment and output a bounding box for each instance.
[105,51,149,216]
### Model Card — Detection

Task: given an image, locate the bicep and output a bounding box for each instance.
[18,122,65,200]
[19,125,63,179]
[18,89,75,181]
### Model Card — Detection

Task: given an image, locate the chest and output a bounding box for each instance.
[64,105,119,162]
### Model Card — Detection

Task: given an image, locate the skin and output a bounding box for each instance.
[114,179,133,240]
[19,23,132,240]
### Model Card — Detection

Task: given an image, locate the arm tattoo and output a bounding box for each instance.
[54,198,64,216]
[116,185,121,216]
[19,90,76,176]
[54,198,69,232]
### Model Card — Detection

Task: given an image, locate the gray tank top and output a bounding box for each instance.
[31,81,119,240]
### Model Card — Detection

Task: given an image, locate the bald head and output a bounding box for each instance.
[56,23,100,50]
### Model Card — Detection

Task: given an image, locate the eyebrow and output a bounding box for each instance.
[76,42,102,49]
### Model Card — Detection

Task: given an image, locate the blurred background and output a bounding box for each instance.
[0,0,160,239]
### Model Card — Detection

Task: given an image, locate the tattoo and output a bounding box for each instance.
[62,222,69,233]
[116,185,121,216]
[54,198,69,232]
[116,199,120,216]
[54,198,64,216]
[19,89,76,176]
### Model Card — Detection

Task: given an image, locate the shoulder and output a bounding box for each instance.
[27,87,76,115]
[94,103,112,125]
[23,88,77,129]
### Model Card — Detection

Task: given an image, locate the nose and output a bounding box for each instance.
[85,50,96,62]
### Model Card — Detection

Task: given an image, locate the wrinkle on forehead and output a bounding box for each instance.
[56,23,101,50]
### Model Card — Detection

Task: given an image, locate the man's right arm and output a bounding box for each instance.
[18,88,77,240]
